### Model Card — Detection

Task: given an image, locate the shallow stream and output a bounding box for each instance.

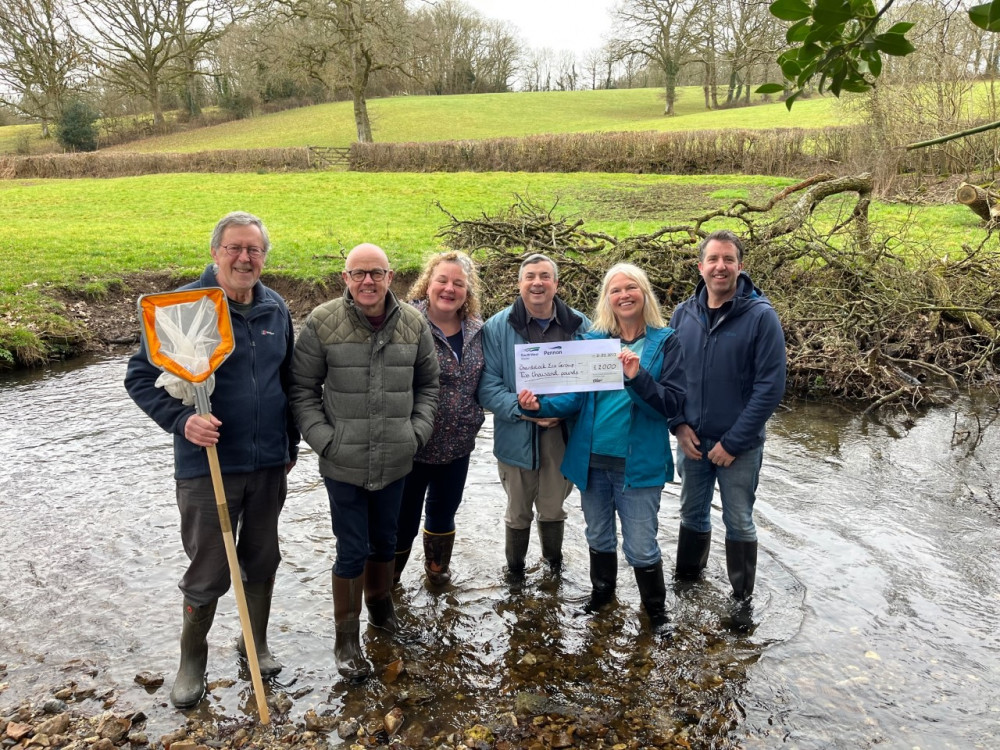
[2,355,998,748]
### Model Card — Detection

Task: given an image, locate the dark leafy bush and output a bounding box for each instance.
[56,100,99,152]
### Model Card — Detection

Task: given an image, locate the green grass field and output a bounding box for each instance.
[0,87,850,156]
[0,168,984,365]
[0,171,805,292]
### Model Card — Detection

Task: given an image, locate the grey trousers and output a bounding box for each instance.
[175,466,287,605]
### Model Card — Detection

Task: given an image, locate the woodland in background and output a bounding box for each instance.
[439,173,1000,412]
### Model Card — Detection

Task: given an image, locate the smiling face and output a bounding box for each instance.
[427,261,469,321]
[343,243,393,316]
[698,239,743,307]
[518,259,558,318]
[607,272,646,329]
[210,224,266,304]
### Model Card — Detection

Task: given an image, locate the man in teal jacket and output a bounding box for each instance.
[478,253,589,582]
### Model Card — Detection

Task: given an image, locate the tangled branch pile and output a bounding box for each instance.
[437,174,1000,409]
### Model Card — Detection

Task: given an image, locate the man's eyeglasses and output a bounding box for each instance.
[345,268,388,282]
[220,244,266,259]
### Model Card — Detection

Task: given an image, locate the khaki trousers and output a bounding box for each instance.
[498,426,573,529]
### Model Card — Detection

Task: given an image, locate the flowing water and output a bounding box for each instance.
[1,355,998,748]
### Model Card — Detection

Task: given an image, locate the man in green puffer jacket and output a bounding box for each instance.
[290,243,439,681]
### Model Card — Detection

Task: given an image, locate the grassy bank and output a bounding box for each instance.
[0,170,983,367]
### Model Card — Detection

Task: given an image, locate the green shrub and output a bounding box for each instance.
[57,101,100,152]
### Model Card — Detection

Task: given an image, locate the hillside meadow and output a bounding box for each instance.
[0,87,850,156]
[0,169,983,366]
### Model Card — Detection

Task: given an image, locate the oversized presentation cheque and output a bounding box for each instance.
[515,339,624,395]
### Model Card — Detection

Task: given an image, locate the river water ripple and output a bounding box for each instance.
[2,356,998,748]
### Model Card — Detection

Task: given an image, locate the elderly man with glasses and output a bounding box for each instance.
[290,242,439,681]
[124,211,299,708]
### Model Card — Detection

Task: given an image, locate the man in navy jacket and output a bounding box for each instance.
[125,211,299,707]
[669,229,785,622]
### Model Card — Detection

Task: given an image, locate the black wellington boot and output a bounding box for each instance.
[392,547,411,587]
[675,524,712,581]
[170,599,218,708]
[505,526,530,585]
[725,539,758,633]
[236,578,282,676]
[582,548,617,613]
[332,572,371,681]
[537,520,565,573]
[634,561,671,636]
[423,529,455,586]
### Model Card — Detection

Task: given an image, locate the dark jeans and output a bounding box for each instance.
[325,476,405,579]
[175,466,287,606]
[397,455,471,552]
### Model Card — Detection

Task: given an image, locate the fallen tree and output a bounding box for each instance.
[438,173,1000,410]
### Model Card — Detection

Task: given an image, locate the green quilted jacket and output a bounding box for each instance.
[290,289,440,490]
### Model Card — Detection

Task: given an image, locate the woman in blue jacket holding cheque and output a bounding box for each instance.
[518,263,685,633]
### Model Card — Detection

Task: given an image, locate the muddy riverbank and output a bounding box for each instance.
[48,271,398,362]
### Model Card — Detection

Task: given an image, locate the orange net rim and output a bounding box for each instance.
[138,288,234,383]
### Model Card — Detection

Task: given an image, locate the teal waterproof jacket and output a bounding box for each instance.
[478,296,589,470]
[528,326,685,490]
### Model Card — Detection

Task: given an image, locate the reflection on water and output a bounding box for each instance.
[2,357,999,748]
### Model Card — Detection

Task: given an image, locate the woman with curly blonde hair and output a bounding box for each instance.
[395,251,485,586]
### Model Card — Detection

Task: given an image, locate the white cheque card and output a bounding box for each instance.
[515,339,623,395]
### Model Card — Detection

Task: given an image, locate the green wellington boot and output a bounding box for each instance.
[170,599,217,708]
[236,578,282,676]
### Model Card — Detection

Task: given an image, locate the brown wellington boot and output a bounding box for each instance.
[364,558,402,634]
[392,547,412,587]
[422,529,455,586]
[332,572,371,681]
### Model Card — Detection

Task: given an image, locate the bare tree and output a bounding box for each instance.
[75,0,246,125]
[613,0,705,115]
[0,0,85,137]
[583,48,604,90]
[717,0,782,106]
[274,0,410,142]
[553,50,579,91]
[476,19,521,93]
[520,47,554,91]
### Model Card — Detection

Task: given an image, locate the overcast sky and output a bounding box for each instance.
[461,0,617,56]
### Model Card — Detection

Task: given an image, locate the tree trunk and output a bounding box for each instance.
[663,65,677,116]
[150,79,164,126]
[353,88,372,143]
[956,182,997,223]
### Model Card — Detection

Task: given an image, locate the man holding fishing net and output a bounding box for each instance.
[125,211,299,708]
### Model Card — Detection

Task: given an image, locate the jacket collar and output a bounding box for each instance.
[509,295,585,335]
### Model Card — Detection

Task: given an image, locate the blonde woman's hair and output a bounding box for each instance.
[591,263,665,335]
[406,250,481,319]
